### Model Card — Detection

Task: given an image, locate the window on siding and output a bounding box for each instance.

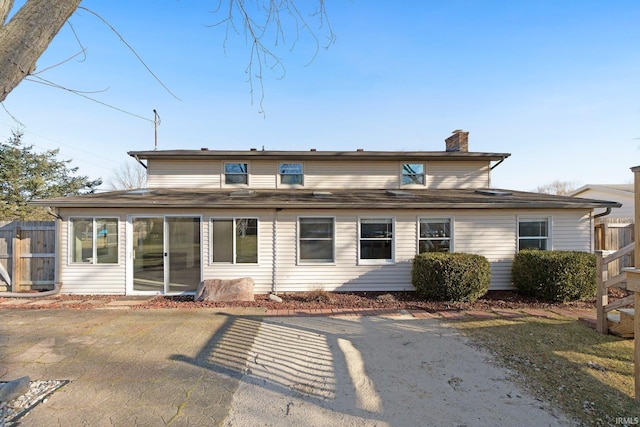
[359,218,394,262]
[518,218,550,251]
[402,163,425,185]
[224,162,248,184]
[70,218,118,264]
[211,218,258,263]
[280,163,303,185]
[419,218,451,253]
[299,218,334,263]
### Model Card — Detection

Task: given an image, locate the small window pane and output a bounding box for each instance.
[519,239,547,251]
[96,218,118,264]
[360,240,392,259]
[361,219,393,238]
[280,163,303,185]
[212,220,233,262]
[299,218,334,262]
[519,220,548,237]
[71,219,93,263]
[402,163,425,185]
[419,240,450,253]
[236,219,257,263]
[225,163,248,184]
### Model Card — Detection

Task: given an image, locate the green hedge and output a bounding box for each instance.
[412,252,491,302]
[511,250,596,302]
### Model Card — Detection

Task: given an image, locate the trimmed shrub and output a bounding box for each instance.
[412,252,491,302]
[511,250,596,302]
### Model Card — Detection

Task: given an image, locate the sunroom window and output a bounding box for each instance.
[70,218,118,264]
[359,218,394,262]
[224,162,248,185]
[402,163,425,185]
[280,163,303,185]
[299,217,334,263]
[211,218,258,263]
[419,218,451,253]
[518,218,550,251]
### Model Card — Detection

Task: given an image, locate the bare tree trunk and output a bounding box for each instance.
[0,0,81,102]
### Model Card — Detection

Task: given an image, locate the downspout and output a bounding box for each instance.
[593,207,612,219]
[271,208,280,295]
[591,208,613,253]
[133,155,148,170]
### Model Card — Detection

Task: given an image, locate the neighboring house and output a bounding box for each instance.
[32,131,620,295]
[569,184,634,220]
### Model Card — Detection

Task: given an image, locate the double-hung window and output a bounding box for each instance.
[298,217,334,263]
[70,218,119,264]
[419,218,451,253]
[211,218,258,263]
[280,163,303,185]
[359,218,394,262]
[402,163,425,185]
[224,162,248,185]
[518,217,550,251]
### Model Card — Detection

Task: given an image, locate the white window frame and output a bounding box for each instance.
[417,217,453,253]
[69,217,120,265]
[279,162,304,187]
[517,216,552,251]
[401,163,426,187]
[210,217,259,264]
[223,162,249,186]
[297,216,336,264]
[358,217,395,265]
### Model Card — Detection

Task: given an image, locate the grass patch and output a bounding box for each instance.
[450,314,640,426]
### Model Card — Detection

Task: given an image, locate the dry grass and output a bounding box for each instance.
[451,314,640,426]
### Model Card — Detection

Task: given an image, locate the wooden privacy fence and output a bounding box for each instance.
[595,217,634,278]
[0,221,56,292]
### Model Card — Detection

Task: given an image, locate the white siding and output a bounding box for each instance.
[56,207,595,294]
[58,210,127,294]
[304,161,398,189]
[147,160,220,188]
[573,188,634,219]
[428,161,490,188]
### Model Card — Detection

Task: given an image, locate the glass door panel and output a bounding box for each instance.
[133,217,164,292]
[167,217,201,293]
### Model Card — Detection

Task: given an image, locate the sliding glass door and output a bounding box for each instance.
[132,216,201,294]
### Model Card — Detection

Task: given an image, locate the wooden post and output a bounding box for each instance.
[10,226,21,292]
[632,166,640,400]
[596,250,608,334]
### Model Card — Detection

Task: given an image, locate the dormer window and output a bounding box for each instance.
[225,162,248,185]
[401,163,425,185]
[280,163,303,185]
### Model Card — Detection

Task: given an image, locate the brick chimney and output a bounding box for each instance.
[445,130,469,152]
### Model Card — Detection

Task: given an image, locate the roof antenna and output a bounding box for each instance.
[153,109,161,150]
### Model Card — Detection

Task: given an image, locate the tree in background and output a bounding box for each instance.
[0,130,102,220]
[533,180,580,196]
[107,161,147,190]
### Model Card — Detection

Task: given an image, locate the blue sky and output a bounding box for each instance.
[1,0,639,191]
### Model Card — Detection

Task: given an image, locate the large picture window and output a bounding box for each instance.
[518,218,550,251]
[402,163,425,185]
[299,217,334,263]
[70,218,118,264]
[211,218,258,263]
[359,218,394,262]
[280,163,304,185]
[419,218,451,253]
[224,162,248,185]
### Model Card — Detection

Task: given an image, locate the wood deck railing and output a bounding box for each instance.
[595,243,635,334]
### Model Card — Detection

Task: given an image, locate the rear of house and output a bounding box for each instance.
[31,131,619,295]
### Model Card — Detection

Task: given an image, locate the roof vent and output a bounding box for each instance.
[201,147,209,151]
[127,189,150,195]
[230,190,256,198]
[310,148,316,152]
[475,189,512,196]
[250,148,257,151]
[313,191,334,198]
[357,148,364,152]
[386,190,415,198]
